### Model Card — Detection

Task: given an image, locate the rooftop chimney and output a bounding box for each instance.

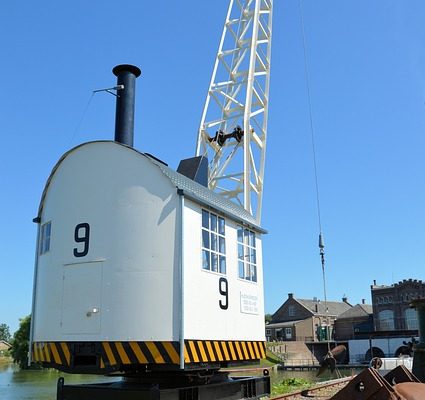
[362,299,366,304]
[288,293,293,299]
[113,64,141,147]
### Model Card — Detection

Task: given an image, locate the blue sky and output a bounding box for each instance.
[1,1,425,333]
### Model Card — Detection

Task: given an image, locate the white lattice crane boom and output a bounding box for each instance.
[196,0,273,224]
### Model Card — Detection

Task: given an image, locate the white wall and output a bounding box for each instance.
[34,142,179,342]
[183,199,265,341]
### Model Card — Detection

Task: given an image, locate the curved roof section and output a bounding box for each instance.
[36,141,265,232]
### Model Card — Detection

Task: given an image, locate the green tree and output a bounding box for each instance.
[265,313,273,324]
[10,315,31,369]
[0,323,11,342]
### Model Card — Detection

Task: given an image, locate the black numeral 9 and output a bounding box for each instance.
[74,223,90,257]
[219,277,228,310]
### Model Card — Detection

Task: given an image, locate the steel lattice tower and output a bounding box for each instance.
[196,0,273,224]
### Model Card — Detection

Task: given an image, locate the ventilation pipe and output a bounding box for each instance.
[112,64,141,147]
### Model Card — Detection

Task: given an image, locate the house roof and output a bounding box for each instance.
[266,320,305,329]
[296,298,352,317]
[37,141,265,233]
[337,303,373,319]
[0,340,11,348]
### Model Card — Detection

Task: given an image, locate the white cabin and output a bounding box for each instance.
[31,141,266,373]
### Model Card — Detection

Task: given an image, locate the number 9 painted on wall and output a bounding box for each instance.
[219,277,228,310]
[74,223,90,257]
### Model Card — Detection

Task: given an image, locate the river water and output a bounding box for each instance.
[0,360,358,400]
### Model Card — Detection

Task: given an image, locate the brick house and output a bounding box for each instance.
[0,340,11,356]
[334,301,373,340]
[371,279,425,332]
[266,293,352,342]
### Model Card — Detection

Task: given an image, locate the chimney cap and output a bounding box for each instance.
[113,64,141,78]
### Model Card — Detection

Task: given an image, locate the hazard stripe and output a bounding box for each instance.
[32,340,266,368]
[35,343,41,362]
[227,341,237,360]
[220,341,230,361]
[253,341,261,359]
[146,342,165,363]
[234,342,244,360]
[184,343,190,363]
[103,342,117,365]
[260,342,266,358]
[205,341,216,362]
[247,342,255,359]
[129,342,148,364]
[188,341,199,362]
[241,342,250,359]
[197,341,208,362]
[43,344,51,362]
[213,341,223,361]
[50,343,62,364]
[60,342,71,366]
[36,343,42,362]
[163,342,180,364]
[116,342,131,364]
[33,343,39,362]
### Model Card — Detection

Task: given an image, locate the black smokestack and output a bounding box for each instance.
[112,64,141,147]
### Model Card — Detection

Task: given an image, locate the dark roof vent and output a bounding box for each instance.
[177,156,208,187]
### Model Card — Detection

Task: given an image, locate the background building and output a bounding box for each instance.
[266,293,352,342]
[371,279,425,332]
[334,301,373,341]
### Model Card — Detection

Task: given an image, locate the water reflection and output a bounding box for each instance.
[0,361,116,400]
[0,360,361,400]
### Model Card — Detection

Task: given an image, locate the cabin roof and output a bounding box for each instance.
[148,155,264,232]
[37,141,265,232]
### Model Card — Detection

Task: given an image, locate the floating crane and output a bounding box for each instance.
[30,1,273,399]
[197,0,272,224]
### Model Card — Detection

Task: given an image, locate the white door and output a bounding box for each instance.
[61,262,103,334]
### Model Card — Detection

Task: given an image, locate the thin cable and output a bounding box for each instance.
[299,0,331,353]
[299,0,322,234]
[67,92,95,148]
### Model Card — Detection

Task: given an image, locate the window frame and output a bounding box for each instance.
[201,209,226,275]
[39,221,52,255]
[237,226,257,282]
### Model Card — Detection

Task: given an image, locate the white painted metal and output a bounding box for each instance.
[196,0,273,224]
[33,142,265,344]
[33,143,179,342]
[183,199,265,341]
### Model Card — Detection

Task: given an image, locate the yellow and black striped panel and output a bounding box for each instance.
[32,340,266,370]
[32,342,71,367]
[184,340,266,363]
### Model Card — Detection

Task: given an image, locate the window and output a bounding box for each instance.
[265,329,271,336]
[288,305,295,317]
[405,308,418,330]
[237,226,257,282]
[378,310,394,330]
[39,221,51,255]
[201,210,226,274]
[285,327,292,339]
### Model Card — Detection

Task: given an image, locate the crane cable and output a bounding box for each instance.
[298,0,332,354]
